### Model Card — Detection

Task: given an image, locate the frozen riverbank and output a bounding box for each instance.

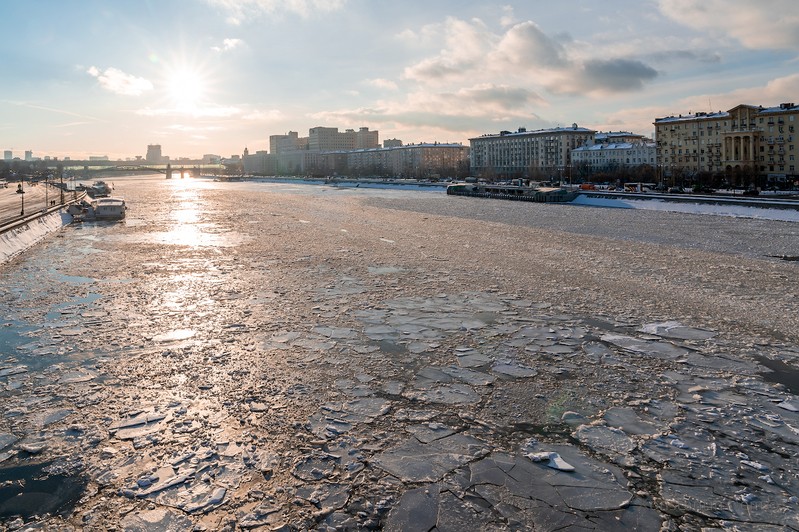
[0,210,73,264]
[1,176,798,530]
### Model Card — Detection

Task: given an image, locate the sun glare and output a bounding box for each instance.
[167,69,206,111]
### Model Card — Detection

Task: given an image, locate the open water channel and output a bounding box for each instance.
[0,175,798,530]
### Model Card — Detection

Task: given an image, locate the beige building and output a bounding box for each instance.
[308,126,379,151]
[343,143,469,178]
[269,131,308,155]
[469,124,595,178]
[654,103,798,185]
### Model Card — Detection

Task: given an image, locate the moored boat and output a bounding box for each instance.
[446,182,578,203]
[67,196,127,221]
[88,181,113,198]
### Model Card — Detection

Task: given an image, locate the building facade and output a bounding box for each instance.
[244,142,468,179]
[654,103,798,186]
[571,142,656,170]
[469,124,595,178]
[308,126,379,152]
[342,143,469,179]
[146,144,163,163]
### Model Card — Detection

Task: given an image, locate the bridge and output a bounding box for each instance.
[86,164,207,179]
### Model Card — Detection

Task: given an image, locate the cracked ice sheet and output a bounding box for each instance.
[373,433,489,483]
[639,321,716,341]
[307,397,392,439]
[468,447,660,529]
[600,333,689,359]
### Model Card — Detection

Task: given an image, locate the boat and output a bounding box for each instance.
[88,181,113,198]
[93,197,127,220]
[67,196,127,221]
[446,182,578,203]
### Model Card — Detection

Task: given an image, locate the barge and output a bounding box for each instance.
[446,183,578,203]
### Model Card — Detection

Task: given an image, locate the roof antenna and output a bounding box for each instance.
[708,97,712,112]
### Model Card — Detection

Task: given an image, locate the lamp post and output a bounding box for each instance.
[19,177,25,216]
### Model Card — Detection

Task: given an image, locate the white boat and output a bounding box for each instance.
[68,196,127,221]
[88,181,113,198]
[93,197,126,220]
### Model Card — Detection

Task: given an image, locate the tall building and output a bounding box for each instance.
[270,131,308,154]
[383,139,403,148]
[3,150,11,161]
[24,150,32,161]
[654,103,798,186]
[469,124,595,178]
[308,126,379,152]
[146,144,163,163]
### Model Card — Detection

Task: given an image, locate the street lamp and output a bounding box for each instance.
[18,178,25,216]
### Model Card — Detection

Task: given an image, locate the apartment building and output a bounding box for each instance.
[469,124,595,178]
[308,126,379,151]
[244,142,468,178]
[269,131,308,155]
[654,103,798,185]
[343,143,469,178]
[571,141,656,170]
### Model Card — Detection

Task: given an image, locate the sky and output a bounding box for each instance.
[1,0,798,161]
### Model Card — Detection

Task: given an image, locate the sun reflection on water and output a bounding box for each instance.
[151,177,244,248]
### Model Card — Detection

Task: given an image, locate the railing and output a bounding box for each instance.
[0,190,87,235]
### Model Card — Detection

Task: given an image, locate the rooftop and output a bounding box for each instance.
[470,124,596,140]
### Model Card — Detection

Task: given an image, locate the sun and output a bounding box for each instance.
[166,68,207,111]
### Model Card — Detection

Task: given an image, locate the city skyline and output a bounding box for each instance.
[1,0,797,160]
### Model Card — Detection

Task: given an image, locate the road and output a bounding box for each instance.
[0,182,58,225]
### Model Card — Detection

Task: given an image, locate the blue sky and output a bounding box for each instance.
[1,0,797,160]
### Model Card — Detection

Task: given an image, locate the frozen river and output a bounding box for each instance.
[1,175,798,530]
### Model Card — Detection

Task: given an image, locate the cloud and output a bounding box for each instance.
[137,104,242,118]
[87,66,153,96]
[645,50,722,64]
[212,38,245,52]
[658,0,799,49]
[207,0,348,21]
[403,17,495,83]
[367,78,398,91]
[499,5,515,27]
[241,108,284,121]
[402,18,658,96]
[571,59,659,94]
[309,83,547,136]
[494,21,567,68]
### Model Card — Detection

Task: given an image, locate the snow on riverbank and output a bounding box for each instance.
[571,194,799,222]
[0,211,73,264]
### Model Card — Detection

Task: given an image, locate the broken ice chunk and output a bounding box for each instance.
[525,451,575,472]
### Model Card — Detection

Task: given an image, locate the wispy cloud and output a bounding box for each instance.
[5,100,104,121]
[658,0,799,50]
[137,104,242,118]
[87,66,153,96]
[212,38,245,52]
[367,78,399,91]
[207,0,347,23]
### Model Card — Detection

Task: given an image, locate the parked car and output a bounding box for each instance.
[668,186,684,193]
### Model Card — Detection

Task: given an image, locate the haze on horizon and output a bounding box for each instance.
[1,0,797,161]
